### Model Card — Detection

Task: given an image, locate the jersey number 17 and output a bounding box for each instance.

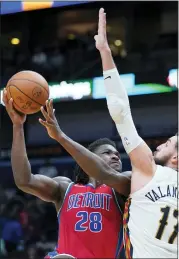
[155,206,178,244]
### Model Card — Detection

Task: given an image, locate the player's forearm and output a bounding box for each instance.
[98,47,141,151]
[11,125,32,186]
[99,49,116,71]
[101,57,154,172]
[100,49,129,125]
[56,133,112,181]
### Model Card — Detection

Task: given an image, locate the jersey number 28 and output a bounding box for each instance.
[155,206,178,244]
[75,211,102,233]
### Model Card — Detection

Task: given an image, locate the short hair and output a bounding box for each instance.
[75,138,117,185]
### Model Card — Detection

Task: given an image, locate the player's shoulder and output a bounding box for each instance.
[156,165,177,181]
[53,176,72,195]
[53,176,72,184]
[156,165,177,174]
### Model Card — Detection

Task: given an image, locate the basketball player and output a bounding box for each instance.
[3,89,131,258]
[95,8,178,258]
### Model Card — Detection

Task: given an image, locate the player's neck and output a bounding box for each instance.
[89,178,103,188]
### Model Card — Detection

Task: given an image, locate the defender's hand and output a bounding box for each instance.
[94,8,110,53]
[3,89,26,126]
[39,99,62,140]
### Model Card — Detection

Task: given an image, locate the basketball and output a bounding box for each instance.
[6,70,49,114]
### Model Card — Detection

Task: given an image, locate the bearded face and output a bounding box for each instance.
[153,136,178,167]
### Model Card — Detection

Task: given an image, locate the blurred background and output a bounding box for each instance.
[0,1,178,258]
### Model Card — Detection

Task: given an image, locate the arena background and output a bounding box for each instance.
[0,1,178,258]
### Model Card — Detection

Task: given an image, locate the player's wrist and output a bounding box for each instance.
[99,47,112,56]
[54,129,65,142]
[13,124,24,130]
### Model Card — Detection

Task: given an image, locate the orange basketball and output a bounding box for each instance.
[6,70,49,115]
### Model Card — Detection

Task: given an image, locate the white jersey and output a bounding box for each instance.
[124,165,178,258]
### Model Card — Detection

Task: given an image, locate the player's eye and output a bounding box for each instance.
[115,152,120,158]
[103,151,110,155]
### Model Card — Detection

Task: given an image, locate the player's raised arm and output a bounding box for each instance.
[39,100,130,196]
[3,89,70,204]
[95,8,156,178]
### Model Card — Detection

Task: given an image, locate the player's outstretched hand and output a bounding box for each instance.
[3,89,26,125]
[94,8,110,53]
[39,99,62,140]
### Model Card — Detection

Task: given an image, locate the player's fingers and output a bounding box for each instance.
[6,97,15,114]
[3,89,25,118]
[8,98,14,110]
[3,89,14,112]
[98,8,104,35]
[2,89,9,106]
[98,8,102,35]
[41,106,51,122]
[46,100,50,114]
[100,10,106,38]
[103,13,107,39]
[50,98,53,109]
[49,99,54,117]
[94,35,98,41]
[39,118,52,127]
[5,99,18,118]
[46,99,54,118]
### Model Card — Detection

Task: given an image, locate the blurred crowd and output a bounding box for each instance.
[1,32,177,90]
[1,30,98,87]
[0,184,58,259]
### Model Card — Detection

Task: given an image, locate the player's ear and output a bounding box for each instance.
[171,152,178,167]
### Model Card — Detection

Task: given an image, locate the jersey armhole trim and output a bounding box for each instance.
[112,188,122,214]
[57,182,74,218]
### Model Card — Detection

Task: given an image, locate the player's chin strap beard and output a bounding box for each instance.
[103,68,143,154]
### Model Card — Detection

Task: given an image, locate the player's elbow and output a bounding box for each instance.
[130,145,155,175]
[13,173,33,191]
[15,181,31,192]
[99,163,118,183]
[93,161,112,182]
[102,162,114,179]
[16,183,28,193]
[107,95,129,124]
